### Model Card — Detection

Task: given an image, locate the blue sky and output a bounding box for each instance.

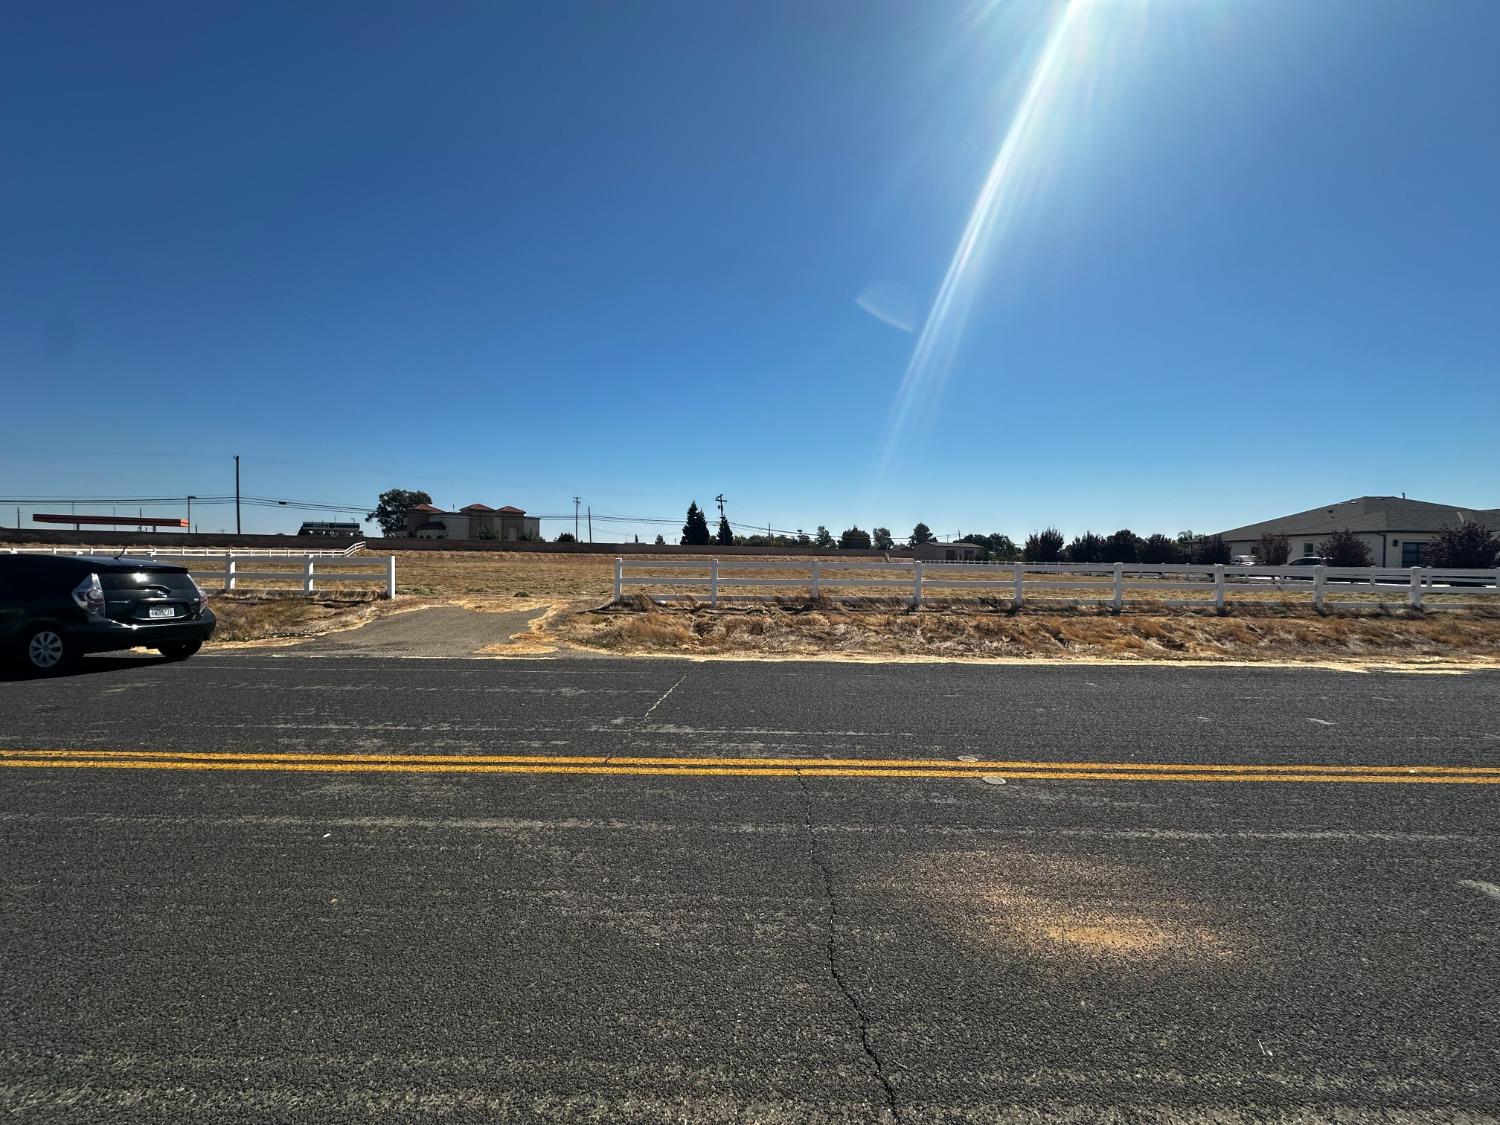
[2,0,1496,541]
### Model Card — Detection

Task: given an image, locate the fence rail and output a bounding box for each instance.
[7,542,365,558]
[5,548,394,596]
[614,558,1500,612]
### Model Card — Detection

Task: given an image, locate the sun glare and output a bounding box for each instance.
[866,0,1092,490]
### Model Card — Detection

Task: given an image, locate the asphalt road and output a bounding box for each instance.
[2,652,1498,1123]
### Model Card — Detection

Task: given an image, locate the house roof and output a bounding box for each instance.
[1217,496,1500,541]
[460,503,496,512]
[410,503,441,513]
[498,505,525,514]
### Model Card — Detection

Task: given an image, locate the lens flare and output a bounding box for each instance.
[867,0,1090,484]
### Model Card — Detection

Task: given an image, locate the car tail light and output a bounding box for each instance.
[189,575,208,616]
[72,573,106,617]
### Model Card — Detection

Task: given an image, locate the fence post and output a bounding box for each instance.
[1112,562,1124,613]
[1213,563,1226,611]
[224,556,236,593]
[709,559,718,608]
[811,559,820,600]
[303,558,316,594]
[1408,566,1422,609]
[386,555,397,599]
[1313,564,1326,612]
[913,560,923,608]
[613,557,623,602]
[1013,561,1024,609]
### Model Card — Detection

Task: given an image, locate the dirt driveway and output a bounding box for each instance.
[276,605,548,658]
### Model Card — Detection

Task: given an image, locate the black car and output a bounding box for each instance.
[1,554,216,674]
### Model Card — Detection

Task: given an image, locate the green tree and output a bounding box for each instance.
[1024,528,1065,562]
[1422,521,1499,568]
[977,533,1019,562]
[1103,529,1140,564]
[367,488,432,538]
[814,526,835,548]
[654,534,666,546]
[716,516,734,546]
[681,502,711,545]
[1066,532,1106,563]
[1317,529,1372,567]
[1255,531,1291,565]
[1140,533,1180,564]
[872,527,895,550]
[795,529,812,547]
[839,526,872,550]
[555,532,577,543]
[1195,534,1233,566]
[910,522,935,546]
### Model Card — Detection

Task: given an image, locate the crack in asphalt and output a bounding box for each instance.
[795,772,902,1124]
[603,670,693,765]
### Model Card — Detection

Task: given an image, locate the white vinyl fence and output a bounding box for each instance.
[6,546,395,597]
[614,558,1500,612]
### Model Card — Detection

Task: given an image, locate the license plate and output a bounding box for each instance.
[148,606,176,619]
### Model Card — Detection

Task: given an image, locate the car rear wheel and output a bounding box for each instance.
[22,626,72,674]
[158,640,202,661]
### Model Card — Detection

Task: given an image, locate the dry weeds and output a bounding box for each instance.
[544,598,1500,666]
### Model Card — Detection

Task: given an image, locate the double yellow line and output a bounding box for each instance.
[1,748,1498,784]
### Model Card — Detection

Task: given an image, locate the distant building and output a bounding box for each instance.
[405,503,540,542]
[891,541,984,562]
[1217,496,1499,567]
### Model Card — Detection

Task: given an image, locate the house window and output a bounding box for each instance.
[1303,543,1315,556]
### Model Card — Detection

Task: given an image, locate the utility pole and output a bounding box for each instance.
[573,496,581,540]
[187,495,196,534]
[715,494,726,522]
[234,455,242,534]
[587,506,592,544]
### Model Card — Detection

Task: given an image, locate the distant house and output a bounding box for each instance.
[1217,496,1499,567]
[891,541,984,562]
[405,503,540,542]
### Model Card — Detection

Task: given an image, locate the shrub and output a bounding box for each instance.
[1139,534,1180,564]
[1255,531,1290,565]
[1317,528,1372,567]
[839,526,872,550]
[1422,521,1499,568]
[555,532,577,543]
[1024,528,1065,562]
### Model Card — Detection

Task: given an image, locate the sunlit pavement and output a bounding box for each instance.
[2,655,1497,1123]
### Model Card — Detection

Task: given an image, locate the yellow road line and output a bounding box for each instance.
[2,747,1497,777]
[1,754,1498,784]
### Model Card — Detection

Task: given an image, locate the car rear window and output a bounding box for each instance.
[99,570,199,593]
